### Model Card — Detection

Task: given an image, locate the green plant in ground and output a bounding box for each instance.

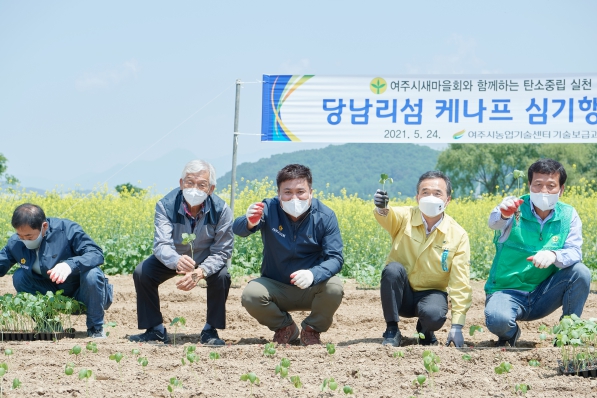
[209,351,220,375]
[413,374,426,391]
[422,350,440,389]
[469,325,483,336]
[65,362,75,376]
[528,360,540,367]
[495,361,512,391]
[78,369,92,398]
[413,332,425,345]
[69,345,82,362]
[263,342,276,357]
[321,377,338,392]
[462,353,472,361]
[109,352,124,382]
[343,385,354,395]
[169,317,186,346]
[181,345,200,385]
[274,358,290,380]
[167,377,183,397]
[240,372,259,397]
[137,357,148,372]
[104,321,117,337]
[0,363,7,398]
[10,378,20,391]
[515,383,531,395]
[131,348,140,358]
[393,350,404,359]
[86,342,98,353]
[290,375,302,388]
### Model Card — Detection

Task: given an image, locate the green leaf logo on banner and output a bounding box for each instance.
[370,77,387,94]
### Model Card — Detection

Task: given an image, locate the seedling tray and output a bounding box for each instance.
[0,331,75,341]
[558,360,597,378]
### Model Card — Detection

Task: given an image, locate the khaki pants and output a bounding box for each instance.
[241,276,344,332]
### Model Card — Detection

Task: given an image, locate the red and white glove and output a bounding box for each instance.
[47,262,72,284]
[290,270,314,289]
[499,196,524,218]
[246,202,264,228]
[527,251,557,269]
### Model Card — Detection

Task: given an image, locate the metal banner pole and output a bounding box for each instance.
[230,79,241,215]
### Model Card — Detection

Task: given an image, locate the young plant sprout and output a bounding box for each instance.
[69,345,82,362]
[326,343,336,355]
[181,233,197,259]
[321,377,338,392]
[462,353,472,361]
[109,352,124,382]
[274,358,290,380]
[393,350,404,359]
[169,317,186,346]
[240,372,259,397]
[513,169,524,194]
[413,332,425,345]
[131,348,140,357]
[78,369,92,398]
[528,360,540,367]
[167,377,183,397]
[181,345,200,385]
[343,385,354,395]
[495,361,512,391]
[515,384,531,395]
[413,374,426,390]
[138,357,148,372]
[65,362,75,376]
[469,325,483,336]
[10,378,20,391]
[104,321,117,337]
[290,375,302,388]
[86,342,98,353]
[379,173,393,193]
[263,342,276,357]
[422,350,440,389]
[0,363,7,398]
[209,351,220,376]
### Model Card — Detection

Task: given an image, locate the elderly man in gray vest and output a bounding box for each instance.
[129,160,234,345]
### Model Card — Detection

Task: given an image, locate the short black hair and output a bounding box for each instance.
[528,158,567,186]
[276,164,313,189]
[11,203,46,230]
[416,171,452,197]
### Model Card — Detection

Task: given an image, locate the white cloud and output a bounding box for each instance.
[279,58,311,75]
[76,59,139,91]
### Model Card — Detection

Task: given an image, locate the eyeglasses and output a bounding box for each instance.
[183,180,210,190]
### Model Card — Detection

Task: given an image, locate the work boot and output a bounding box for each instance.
[382,328,402,347]
[300,324,321,346]
[200,328,225,346]
[273,322,299,345]
[497,325,521,347]
[128,327,170,344]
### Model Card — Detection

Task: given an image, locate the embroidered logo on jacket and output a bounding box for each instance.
[272,227,286,238]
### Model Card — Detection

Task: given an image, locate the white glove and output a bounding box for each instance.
[47,262,72,284]
[446,324,464,347]
[290,270,314,289]
[498,196,523,218]
[528,250,557,269]
[246,202,264,228]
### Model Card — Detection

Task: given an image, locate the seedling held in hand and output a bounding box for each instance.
[513,169,524,194]
[263,342,276,357]
[169,317,186,346]
[181,233,197,259]
[379,173,393,192]
[240,372,259,397]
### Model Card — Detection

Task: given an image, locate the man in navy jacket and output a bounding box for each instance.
[0,203,113,337]
[233,164,344,346]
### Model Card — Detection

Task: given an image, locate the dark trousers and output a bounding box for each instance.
[380,262,448,333]
[133,255,231,330]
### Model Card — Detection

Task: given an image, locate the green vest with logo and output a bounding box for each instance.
[485,194,573,294]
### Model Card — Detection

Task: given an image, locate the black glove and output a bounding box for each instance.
[374,189,389,209]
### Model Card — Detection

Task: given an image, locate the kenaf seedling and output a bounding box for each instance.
[209,351,220,375]
[170,317,186,346]
[3,350,12,369]
[0,363,7,398]
[378,173,393,207]
[181,233,196,259]
[181,345,200,385]
[167,377,183,398]
[104,321,117,337]
[422,350,440,389]
[290,375,302,388]
[462,353,472,361]
[65,362,75,376]
[515,383,531,395]
[109,352,124,382]
[137,357,148,372]
[263,342,276,357]
[69,345,82,362]
[78,369,92,398]
[240,372,259,397]
[343,385,354,395]
[321,377,338,392]
[412,374,426,392]
[413,332,425,345]
[274,358,290,380]
[10,378,20,391]
[86,342,98,353]
[513,169,525,194]
[469,325,483,336]
[495,361,512,391]
[393,350,404,359]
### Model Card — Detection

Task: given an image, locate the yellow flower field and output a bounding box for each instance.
[1,178,596,285]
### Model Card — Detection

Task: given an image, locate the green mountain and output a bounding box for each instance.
[217,143,440,198]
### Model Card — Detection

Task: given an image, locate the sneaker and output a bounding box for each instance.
[87,328,107,338]
[300,324,321,346]
[200,328,225,346]
[497,325,521,347]
[416,320,438,346]
[128,327,170,343]
[273,322,299,345]
[382,328,402,347]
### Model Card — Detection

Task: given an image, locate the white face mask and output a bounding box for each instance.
[183,188,207,207]
[280,197,311,218]
[21,227,44,250]
[418,196,447,218]
[530,191,559,212]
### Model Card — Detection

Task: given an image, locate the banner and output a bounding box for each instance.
[261,74,597,143]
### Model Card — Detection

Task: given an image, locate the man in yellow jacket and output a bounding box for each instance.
[374,171,472,347]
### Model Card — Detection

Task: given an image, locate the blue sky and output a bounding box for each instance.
[1,0,595,192]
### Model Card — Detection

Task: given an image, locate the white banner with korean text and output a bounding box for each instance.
[260,74,596,143]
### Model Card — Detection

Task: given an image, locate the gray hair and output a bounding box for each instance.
[181,160,216,186]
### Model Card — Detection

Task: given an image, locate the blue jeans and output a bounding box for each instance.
[484,262,591,340]
[12,267,113,331]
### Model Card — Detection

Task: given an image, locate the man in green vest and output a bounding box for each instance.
[484,158,590,347]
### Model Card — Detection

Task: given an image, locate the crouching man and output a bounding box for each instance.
[0,203,113,338]
[233,164,344,346]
